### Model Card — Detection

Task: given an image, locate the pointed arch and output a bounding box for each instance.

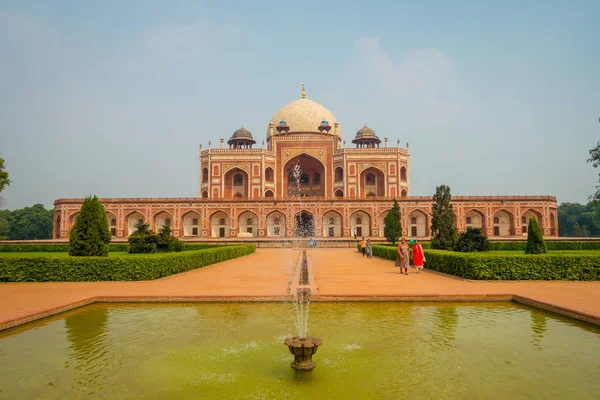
[182,210,201,237]
[322,210,343,237]
[283,153,326,198]
[464,209,485,232]
[210,211,230,238]
[125,211,145,236]
[359,166,385,197]
[266,210,286,237]
[265,189,274,197]
[153,211,173,232]
[223,167,249,198]
[106,212,117,237]
[334,189,344,197]
[407,210,428,237]
[350,210,371,237]
[521,209,543,234]
[493,209,514,236]
[238,210,258,237]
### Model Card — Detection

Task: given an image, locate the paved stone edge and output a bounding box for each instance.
[1,293,599,332]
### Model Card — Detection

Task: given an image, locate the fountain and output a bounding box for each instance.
[283,161,323,371]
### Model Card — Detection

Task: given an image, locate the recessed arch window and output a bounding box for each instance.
[400,166,407,181]
[299,174,309,185]
[233,174,243,186]
[411,217,417,224]
[466,216,472,224]
[314,172,321,184]
[366,173,375,185]
[202,167,208,181]
[219,218,225,225]
[356,217,362,224]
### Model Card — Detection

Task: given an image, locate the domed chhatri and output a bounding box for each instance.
[228,126,256,149]
[267,84,341,139]
[352,124,381,148]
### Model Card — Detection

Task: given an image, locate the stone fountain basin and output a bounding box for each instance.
[284,336,323,371]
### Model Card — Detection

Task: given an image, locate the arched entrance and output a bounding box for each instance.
[223,168,249,198]
[295,211,314,237]
[359,167,385,197]
[284,154,325,198]
[267,211,286,237]
[322,210,342,237]
[465,209,485,231]
[210,212,229,238]
[493,210,513,236]
[351,211,371,237]
[407,210,428,237]
[238,211,258,237]
[126,212,144,236]
[182,211,201,237]
[521,209,542,235]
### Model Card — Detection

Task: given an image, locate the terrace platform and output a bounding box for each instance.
[1,248,599,331]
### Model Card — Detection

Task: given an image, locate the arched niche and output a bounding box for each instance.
[210,211,229,238]
[351,210,371,237]
[359,167,385,197]
[238,211,258,237]
[322,210,343,238]
[407,210,428,237]
[267,211,285,237]
[182,211,201,237]
[223,168,249,198]
[284,154,325,199]
[493,210,514,236]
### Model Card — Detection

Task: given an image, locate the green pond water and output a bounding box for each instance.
[0,302,599,399]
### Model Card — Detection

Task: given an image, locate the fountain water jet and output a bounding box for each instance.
[284,252,322,371]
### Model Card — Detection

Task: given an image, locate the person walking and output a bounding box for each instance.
[353,228,357,239]
[366,238,373,258]
[398,238,410,275]
[360,237,367,257]
[412,239,425,273]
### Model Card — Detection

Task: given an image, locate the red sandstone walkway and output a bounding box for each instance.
[1,249,599,331]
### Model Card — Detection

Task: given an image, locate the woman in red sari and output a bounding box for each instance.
[412,239,425,274]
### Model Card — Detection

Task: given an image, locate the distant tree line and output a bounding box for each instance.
[558,201,600,237]
[0,204,54,240]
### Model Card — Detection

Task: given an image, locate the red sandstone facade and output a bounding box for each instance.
[53,89,558,240]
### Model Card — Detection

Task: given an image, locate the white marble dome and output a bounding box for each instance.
[267,98,341,139]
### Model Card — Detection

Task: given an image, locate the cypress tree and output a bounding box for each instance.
[525,217,547,254]
[384,199,402,245]
[430,185,457,250]
[69,196,111,256]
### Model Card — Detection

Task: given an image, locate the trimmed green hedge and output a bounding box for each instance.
[423,250,600,281]
[0,244,255,282]
[370,241,600,251]
[363,244,600,280]
[0,243,222,253]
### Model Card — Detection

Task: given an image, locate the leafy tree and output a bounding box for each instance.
[454,227,490,252]
[430,185,457,250]
[156,225,184,252]
[0,157,10,206]
[69,196,111,256]
[128,222,157,253]
[587,141,600,200]
[5,204,53,240]
[525,217,547,254]
[384,199,402,245]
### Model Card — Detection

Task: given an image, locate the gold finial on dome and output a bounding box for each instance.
[301,83,306,99]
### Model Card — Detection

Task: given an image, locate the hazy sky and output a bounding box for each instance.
[1,0,599,210]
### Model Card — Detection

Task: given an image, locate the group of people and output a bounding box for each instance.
[359,237,425,275]
[360,237,374,258]
[395,238,425,275]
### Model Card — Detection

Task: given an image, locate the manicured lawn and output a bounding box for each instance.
[0,252,160,258]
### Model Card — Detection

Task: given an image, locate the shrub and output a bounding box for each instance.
[423,249,599,281]
[526,217,548,254]
[69,196,111,257]
[454,227,490,252]
[384,199,402,245]
[0,244,255,282]
[156,225,183,252]
[430,185,457,250]
[128,223,158,254]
